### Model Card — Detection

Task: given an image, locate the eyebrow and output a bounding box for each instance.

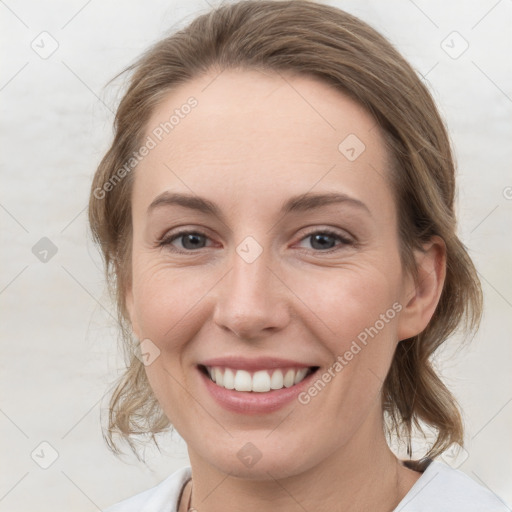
[147,191,371,219]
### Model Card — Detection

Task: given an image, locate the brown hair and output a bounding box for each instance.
[88,0,482,463]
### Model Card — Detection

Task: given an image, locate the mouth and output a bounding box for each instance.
[198,364,320,393]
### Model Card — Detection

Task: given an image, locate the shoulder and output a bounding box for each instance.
[396,459,510,511]
[104,466,191,512]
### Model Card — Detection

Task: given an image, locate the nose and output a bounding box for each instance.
[212,250,291,340]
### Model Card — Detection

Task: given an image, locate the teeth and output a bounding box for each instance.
[223,368,235,390]
[270,369,284,390]
[252,370,271,392]
[283,369,295,388]
[206,366,311,392]
[213,367,224,387]
[294,368,308,384]
[234,370,252,392]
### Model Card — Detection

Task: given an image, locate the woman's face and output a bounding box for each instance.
[126,69,420,478]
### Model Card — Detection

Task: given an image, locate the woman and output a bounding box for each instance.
[88,1,510,510]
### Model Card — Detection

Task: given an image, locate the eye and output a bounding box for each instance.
[157,228,354,254]
[296,229,353,252]
[158,230,211,252]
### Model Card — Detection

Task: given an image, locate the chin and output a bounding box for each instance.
[196,436,321,481]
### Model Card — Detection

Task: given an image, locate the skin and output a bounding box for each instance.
[125,68,446,512]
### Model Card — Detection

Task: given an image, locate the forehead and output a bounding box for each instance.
[133,69,392,219]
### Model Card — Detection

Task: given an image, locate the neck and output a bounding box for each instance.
[182,411,421,512]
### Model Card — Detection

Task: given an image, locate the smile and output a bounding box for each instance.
[201,365,317,392]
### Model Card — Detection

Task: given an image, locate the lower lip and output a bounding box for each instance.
[198,367,318,415]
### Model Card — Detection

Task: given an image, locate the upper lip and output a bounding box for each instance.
[199,356,317,372]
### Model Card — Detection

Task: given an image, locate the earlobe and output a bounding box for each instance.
[397,236,447,341]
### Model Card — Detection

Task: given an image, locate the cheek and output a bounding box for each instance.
[289,264,403,434]
[130,260,213,430]
[290,260,403,351]
[131,259,210,343]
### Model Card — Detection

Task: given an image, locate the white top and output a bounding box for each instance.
[104,460,510,511]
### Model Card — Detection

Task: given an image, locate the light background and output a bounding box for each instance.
[1,0,511,510]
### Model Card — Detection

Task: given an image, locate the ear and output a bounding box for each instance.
[397,236,446,341]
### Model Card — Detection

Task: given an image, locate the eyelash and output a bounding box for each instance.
[157,228,354,254]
